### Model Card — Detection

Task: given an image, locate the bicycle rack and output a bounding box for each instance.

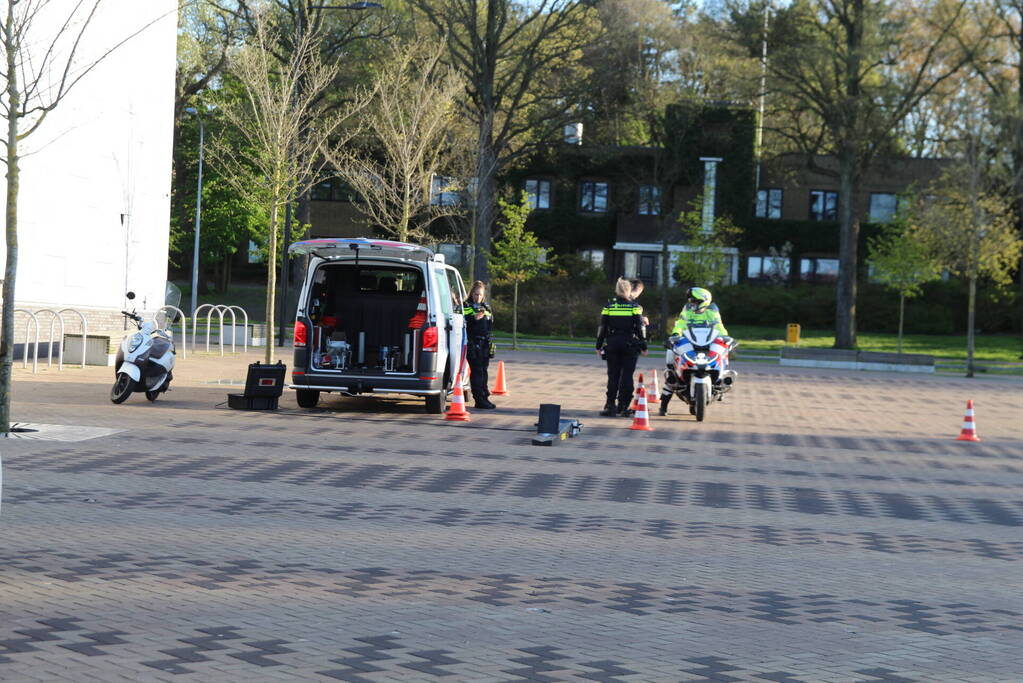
[191,304,248,355]
[13,309,39,373]
[225,305,248,353]
[152,305,187,360]
[33,309,66,371]
[58,308,88,368]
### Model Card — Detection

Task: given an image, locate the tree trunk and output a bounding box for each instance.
[264,203,279,364]
[474,114,496,282]
[966,275,976,378]
[1,3,20,433]
[512,280,519,351]
[897,292,904,355]
[834,150,860,349]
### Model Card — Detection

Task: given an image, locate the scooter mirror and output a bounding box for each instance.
[126,291,136,300]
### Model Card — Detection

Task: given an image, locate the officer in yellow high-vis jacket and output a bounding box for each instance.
[672,287,728,338]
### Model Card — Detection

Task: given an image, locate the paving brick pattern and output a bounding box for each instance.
[1,351,1022,681]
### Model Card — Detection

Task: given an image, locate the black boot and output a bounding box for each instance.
[599,403,616,417]
[474,398,496,409]
[658,396,670,417]
[617,404,635,418]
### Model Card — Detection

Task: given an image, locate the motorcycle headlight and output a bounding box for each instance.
[128,333,145,353]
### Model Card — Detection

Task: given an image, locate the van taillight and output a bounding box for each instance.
[294,320,308,348]
[422,326,438,351]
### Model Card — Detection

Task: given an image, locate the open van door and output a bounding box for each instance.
[446,265,468,385]
[431,265,465,388]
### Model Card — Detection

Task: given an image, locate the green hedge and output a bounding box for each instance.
[717,281,1020,335]
[488,276,1021,338]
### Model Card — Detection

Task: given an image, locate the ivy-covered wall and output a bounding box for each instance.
[502,102,758,255]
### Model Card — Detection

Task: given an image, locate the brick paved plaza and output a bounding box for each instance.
[1,350,1021,681]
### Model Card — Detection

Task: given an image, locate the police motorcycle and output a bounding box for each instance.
[110,292,176,404]
[661,322,738,422]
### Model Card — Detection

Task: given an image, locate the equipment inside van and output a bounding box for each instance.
[288,238,466,414]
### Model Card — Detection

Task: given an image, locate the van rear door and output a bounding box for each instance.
[445,266,468,383]
[430,266,464,387]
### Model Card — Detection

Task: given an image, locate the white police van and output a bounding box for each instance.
[287,238,467,413]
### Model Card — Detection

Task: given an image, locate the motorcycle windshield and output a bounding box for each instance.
[684,324,716,348]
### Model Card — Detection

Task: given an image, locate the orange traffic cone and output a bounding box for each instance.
[445,371,470,422]
[629,384,653,431]
[631,373,645,411]
[492,360,509,396]
[955,399,980,441]
[407,291,428,329]
[650,372,659,403]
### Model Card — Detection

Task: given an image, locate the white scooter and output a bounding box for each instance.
[110,291,176,404]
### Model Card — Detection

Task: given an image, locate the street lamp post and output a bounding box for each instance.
[187,108,205,318]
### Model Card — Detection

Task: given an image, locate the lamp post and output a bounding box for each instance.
[186,107,205,318]
[276,0,381,346]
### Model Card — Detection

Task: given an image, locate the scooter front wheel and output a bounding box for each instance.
[110,373,135,404]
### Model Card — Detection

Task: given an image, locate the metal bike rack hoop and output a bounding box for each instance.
[58,308,88,368]
[13,309,39,373]
[33,309,65,371]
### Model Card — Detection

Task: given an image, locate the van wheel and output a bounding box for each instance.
[296,389,320,408]
[425,392,446,415]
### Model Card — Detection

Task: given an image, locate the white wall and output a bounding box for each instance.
[0,0,177,313]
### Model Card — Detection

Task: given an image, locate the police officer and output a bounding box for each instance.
[661,286,732,415]
[463,280,496,409]
[596,277,647,417]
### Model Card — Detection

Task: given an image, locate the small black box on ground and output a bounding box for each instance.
[244,360,287,397]
[228,361,286,410]
[228,393,280,410]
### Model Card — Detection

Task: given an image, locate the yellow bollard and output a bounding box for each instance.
[786,323,801,345]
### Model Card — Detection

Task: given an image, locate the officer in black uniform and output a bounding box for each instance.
[596,277,647,416]
[463,280,496,409]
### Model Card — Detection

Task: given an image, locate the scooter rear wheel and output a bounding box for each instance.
[110,373,135,404]
[145,390,160,402]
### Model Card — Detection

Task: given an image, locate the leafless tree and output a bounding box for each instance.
[0,0,170,433]
[326,40,468,244]
[209,10,363,362]
[411,0,597,281]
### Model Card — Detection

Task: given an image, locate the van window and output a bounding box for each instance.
[356,268,420,293]
[433,268,454,316]
[445,266,467,304]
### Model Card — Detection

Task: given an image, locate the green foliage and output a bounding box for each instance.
[488,194,550,285]
[672,197,742,287]
[717,281,1021,336]
[867,220,941,300]
[171,104,267,278]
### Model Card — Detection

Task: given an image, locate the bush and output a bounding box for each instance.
[485,269,1021,337]
[717,280,1020,334]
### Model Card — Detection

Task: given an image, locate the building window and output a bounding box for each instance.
[579,181,609,213]
[638,185,661,215]
[800,257,840,282]
[579,249,604,267]
[524,178,551,210]
[809,190,838,221]
[755,188,783,219]
[638,253,657,283]
[868,193,898,223]
[311,177,357,202]
[430,175,461,206]
[312,178,335,201]
[747,254,790,281]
